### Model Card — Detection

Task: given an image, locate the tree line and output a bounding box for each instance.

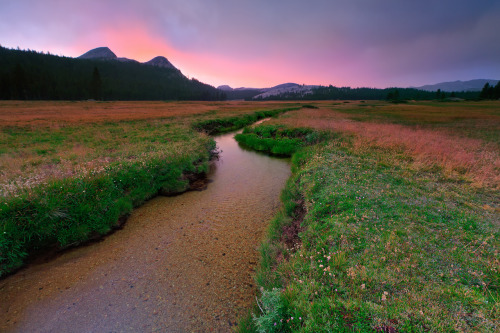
[479,82,500,100]
[252,85,481,101]
[0,46,226,101]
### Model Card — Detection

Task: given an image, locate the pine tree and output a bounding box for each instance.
[436,89,442,99]
[90,67,102,100]
[493,82,500,99]
[394,89,400,101]
[12,63,28,99]
[480,83,494,99]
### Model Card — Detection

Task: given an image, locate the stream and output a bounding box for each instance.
[0,131,290,332]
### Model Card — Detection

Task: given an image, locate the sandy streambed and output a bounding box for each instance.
[0,132,290,332]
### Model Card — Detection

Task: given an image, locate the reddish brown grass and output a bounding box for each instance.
[0,100,301,127]
[271,107,500,189]
[0,100,301,196]
[2,100,498,191]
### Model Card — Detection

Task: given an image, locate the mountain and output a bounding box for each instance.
[217,83,318,100]
[262,83,301,91]
[116,57,139,63]
[78,47,179,71]
[78,47,117,60]
[247,85,480,101]
[144,56,176,70]
[217,85,234,91]
[413,79,499,92]
[253,83,319,99]
[216,85,263,100]
[0,46,225,101]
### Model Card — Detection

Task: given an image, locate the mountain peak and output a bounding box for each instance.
[78,47,117,60]
[217,85,233,91]
[145,56,176,69]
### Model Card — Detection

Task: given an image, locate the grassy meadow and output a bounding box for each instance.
[0,100,300,276]
[1,100,498,331]
[235,101,499,332]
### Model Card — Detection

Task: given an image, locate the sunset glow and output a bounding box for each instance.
[1,0,499,88]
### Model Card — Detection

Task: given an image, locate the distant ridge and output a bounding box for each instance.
[217,85,234,91]
[253,83,318,99]
[217,83,319,100]
[413,79,499,92]
[116,57,139,63]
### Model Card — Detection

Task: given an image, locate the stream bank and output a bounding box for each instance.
[0,131,290,332]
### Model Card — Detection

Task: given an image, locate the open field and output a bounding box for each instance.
[0,100,301,197]
[0,100,301,126]
[235,101,499,332]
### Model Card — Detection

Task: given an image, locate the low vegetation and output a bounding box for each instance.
[266,101,500,189]
[193,107,300,135]
[1,100,498,331]
[239,101,499,332]
[0,101,298,276]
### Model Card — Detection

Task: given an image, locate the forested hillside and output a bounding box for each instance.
[0,47,226,101]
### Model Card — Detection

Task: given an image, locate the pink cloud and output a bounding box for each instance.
[65,21,330,88]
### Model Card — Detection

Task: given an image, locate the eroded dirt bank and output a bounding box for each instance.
[0,132,290,332]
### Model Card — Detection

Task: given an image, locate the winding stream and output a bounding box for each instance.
[0,131,290,332]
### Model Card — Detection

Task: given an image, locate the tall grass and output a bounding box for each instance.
[1,134,214,276]
[0,100,303,126]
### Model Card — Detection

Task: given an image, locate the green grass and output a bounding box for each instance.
[245,124,499,332]
[192,107,300,135]
[234,124,324,156]
[0,132,214,275]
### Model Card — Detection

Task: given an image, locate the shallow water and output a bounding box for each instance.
[0,131,290,332]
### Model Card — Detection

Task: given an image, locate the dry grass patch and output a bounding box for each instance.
[0,100,301,126]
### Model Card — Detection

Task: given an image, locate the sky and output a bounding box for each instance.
[1,0,499,88]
